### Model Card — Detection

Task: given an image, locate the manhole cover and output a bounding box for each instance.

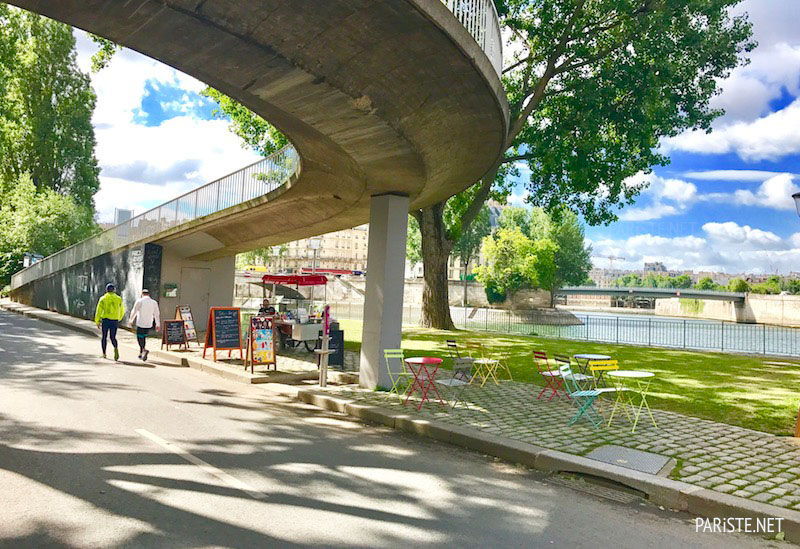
[585,445,672,476]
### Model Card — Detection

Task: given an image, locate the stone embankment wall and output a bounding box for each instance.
[235,275,551,310]
[655,294,800,327]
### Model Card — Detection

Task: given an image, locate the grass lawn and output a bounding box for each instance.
[339,319,800,436]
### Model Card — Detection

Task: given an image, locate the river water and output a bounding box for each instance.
[453,308,800,357]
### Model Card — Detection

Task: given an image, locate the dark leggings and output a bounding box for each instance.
[136,327,151,352]
[101,318,118,354]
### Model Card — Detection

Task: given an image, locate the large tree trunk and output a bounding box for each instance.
[419,202,455,329]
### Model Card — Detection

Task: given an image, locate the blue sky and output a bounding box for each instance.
[507,0,800,275]
[76,0,800,275]
[73,32,261,224]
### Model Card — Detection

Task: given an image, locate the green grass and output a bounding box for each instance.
[339,319,800,436]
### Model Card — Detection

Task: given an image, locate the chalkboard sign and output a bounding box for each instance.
[161,320,187,350]
[247,316,276,373]
[203,307,243,362]
[175,305,199,344]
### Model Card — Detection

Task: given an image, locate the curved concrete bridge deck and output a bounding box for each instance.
[7,0,508,262]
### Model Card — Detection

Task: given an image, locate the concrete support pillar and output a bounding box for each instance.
[360,193,409,389]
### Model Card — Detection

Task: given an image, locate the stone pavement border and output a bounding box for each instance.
[2,299,798,543]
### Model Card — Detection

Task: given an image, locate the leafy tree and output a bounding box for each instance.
[88,34,120,72]
[498,206,532,237]
[551,211,592,290]
[237,244,288,269]
[674,274,692,289]
[0,9,100,205]
[0,7,101,283]
[750,276,782,295]
[727,278,750,293]
[694,277,720,291]
[0,174,98,284]
[495,206,591,295]
[201,88,288,156]
[411,0,753,328]
[452,206,492,305]
[786,279,800,295]
[475,227,556,298]
[641,273,661,288]
[406,215,423,270]
[614,273,641,287]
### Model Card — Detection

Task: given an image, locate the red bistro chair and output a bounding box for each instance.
[534,350,567,401]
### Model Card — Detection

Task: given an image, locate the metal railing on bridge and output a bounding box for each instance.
[443,0,503,74]
[12,145,299,290]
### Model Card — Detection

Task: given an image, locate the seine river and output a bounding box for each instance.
[454,308,800,357]
[327,302,800,357]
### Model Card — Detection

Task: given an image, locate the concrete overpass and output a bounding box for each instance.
[557,286,747,304]
[7,0,508,388]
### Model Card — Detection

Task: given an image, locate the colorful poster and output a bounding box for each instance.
[251,316,275,365]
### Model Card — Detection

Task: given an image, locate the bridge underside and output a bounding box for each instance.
[557,288,746,304]
[7,0,507,260]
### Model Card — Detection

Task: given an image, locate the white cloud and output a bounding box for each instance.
[689,175,799,212]
[732,0,800,50]
[616,172,799,221]
[592,221,800,274]
[74,31,261,223]
[619,204,678,222]
[683,170,797,182]
[661,99,800,161]
[618,172,697,221]
[729,174,800,211]
[702,222,783,248]
[710,44,800,123]
[660,1,800,158]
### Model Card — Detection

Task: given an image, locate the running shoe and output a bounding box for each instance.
[114,348,119,361]
[142,349,149,362]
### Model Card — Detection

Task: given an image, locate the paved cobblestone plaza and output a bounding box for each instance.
[320,375,800,511]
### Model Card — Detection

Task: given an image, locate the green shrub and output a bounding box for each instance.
[485,282,506,304]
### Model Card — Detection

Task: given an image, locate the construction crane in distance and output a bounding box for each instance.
[595,255,626,270]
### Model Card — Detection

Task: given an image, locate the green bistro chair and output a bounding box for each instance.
[559,363,604,428]
[384,349,413,401]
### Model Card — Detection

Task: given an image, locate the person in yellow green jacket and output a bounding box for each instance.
[95,283,125,360]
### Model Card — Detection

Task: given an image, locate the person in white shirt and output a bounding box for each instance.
[129,289,161,361]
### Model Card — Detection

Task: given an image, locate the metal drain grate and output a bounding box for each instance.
[585,445,672,476]
[547,474,641,504]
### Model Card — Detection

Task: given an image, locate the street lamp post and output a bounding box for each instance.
[307,236,322,312]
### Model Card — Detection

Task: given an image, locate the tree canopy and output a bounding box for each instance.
[0,7,101,285]
[413,0,754,328]
[0,7,100,204]
[0,174,97,284]
[475,227,557,297]
[201,87,288,156]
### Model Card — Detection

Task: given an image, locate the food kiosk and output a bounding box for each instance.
[261,273,329,351]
